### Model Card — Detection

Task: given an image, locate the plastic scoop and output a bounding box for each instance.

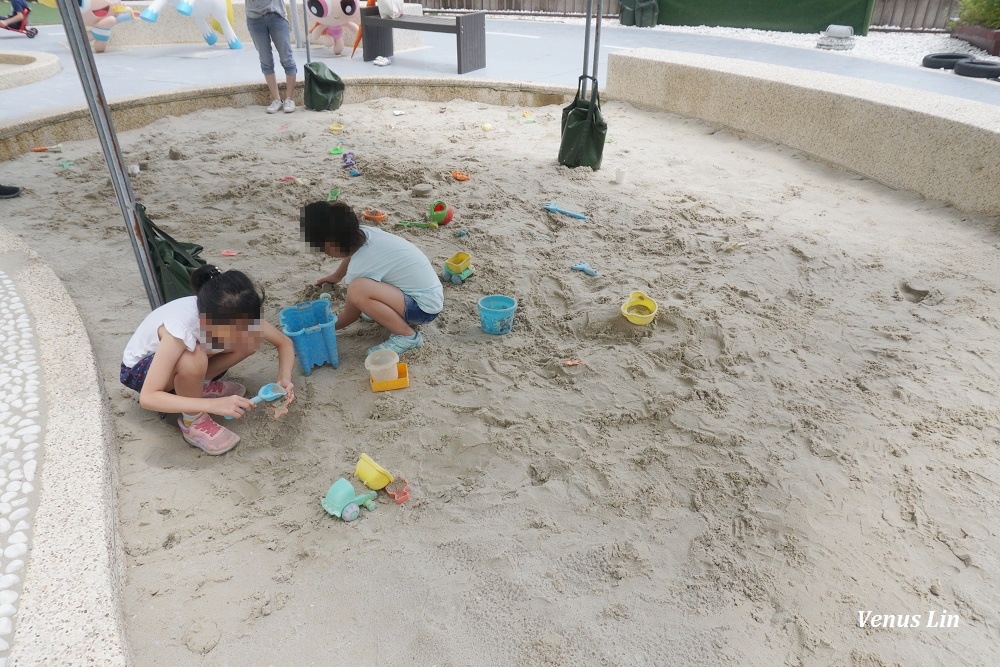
[570,262,599,277]
[224,383,289,420]
[543,203,587,220]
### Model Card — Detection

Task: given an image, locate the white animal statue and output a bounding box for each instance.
[139,0,242,49]
[307,0,360,55]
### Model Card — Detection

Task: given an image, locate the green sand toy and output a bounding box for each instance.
[322,478,377,521]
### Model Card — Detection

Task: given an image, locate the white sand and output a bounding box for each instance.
[2,97,1000,665]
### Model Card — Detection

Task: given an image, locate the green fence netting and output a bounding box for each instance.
[655,0,876,35]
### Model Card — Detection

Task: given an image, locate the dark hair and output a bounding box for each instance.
[189,265,264,324]
[300,201,366,254]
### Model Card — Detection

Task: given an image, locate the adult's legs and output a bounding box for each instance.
[267,13,298,101]
[343,278,414,336]
[246,14,279,101]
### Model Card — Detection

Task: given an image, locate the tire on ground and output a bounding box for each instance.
[954,59,1000,78]
[921,53,975,69]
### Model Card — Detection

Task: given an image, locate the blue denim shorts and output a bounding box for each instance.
[403,295,439,325]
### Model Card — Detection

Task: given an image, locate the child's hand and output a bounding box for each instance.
[213,395,256,419]
[314,273,340,286]
[277,379,295,402]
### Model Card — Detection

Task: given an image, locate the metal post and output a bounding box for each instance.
[302,0,312,63]
[591,0,602,87]
[56,0,163,310]
[580,0,593,99]
[289,0,304,47]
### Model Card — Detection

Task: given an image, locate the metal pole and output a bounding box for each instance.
[302,0,312,63]
[581,0,593,98]
[288,0,304,47]
[55,0,163,310]
[591,0,602,91]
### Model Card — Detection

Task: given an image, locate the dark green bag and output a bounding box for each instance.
[634,0,658,27]
[304,62,345,111]
[620,0,658,27]
[136,203,206,303]
[558,76,608,171]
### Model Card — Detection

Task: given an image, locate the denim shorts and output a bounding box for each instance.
[246,12,297,76]
[403,295,439,325]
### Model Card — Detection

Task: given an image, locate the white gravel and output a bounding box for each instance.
[508,15,1000,69]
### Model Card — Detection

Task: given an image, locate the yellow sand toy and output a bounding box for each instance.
[621,291,657,325]
[356,453,393,490]
[441,252,474,285]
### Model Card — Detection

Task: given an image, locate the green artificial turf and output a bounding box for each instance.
[0,1,62,25]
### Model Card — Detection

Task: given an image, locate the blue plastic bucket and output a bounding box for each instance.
[478,295,517,335]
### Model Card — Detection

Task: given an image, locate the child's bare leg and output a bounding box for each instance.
[206,348,254,379]
[172,348,209,399]
[336,300,362,330]
[346,278,413,336]
[284,73,296,100]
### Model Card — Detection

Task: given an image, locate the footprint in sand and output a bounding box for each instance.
[899,280,942,305]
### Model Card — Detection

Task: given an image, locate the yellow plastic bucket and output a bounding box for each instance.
[621,291,657,325]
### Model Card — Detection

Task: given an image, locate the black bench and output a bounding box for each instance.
[360,6,486,75]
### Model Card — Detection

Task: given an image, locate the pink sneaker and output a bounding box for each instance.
[177,413,240,455]
[202,380,246,398]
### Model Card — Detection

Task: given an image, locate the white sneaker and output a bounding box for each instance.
[283,98,296,113]
[266,99,282,114]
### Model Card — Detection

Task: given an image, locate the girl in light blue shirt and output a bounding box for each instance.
[304,201,443,355]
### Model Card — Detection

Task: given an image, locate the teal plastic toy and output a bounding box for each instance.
[224,383,288,420]
[322,478,377,521]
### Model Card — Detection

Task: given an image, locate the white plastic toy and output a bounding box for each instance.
[139,0,242,49]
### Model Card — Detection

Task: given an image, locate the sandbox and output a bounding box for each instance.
[2,95,1000,665]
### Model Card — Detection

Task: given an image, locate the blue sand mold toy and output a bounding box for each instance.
[279,293,339,376]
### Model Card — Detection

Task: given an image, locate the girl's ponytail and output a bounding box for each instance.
[190,264,222,293]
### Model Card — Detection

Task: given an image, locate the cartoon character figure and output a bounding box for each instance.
[139,0,242,49]
[307,0,359,56]
[78,0,137,52]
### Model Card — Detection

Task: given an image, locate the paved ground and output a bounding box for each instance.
[2,18,1000,124]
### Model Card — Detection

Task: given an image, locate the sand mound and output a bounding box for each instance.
[2,96,999,665]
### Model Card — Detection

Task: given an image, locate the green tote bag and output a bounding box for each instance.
[304,62,345,111]
[558,75,608,171]
[136,203,206,303]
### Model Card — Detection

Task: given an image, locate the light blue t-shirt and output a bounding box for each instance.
[344,226,444,314]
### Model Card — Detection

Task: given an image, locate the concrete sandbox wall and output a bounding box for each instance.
[606,48,1000,215]
[0,77,575,163]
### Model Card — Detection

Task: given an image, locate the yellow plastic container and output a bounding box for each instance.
[621,291,657,325]
[445,252,471,274]
[356,453,394,490]
[370,363,410,392]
